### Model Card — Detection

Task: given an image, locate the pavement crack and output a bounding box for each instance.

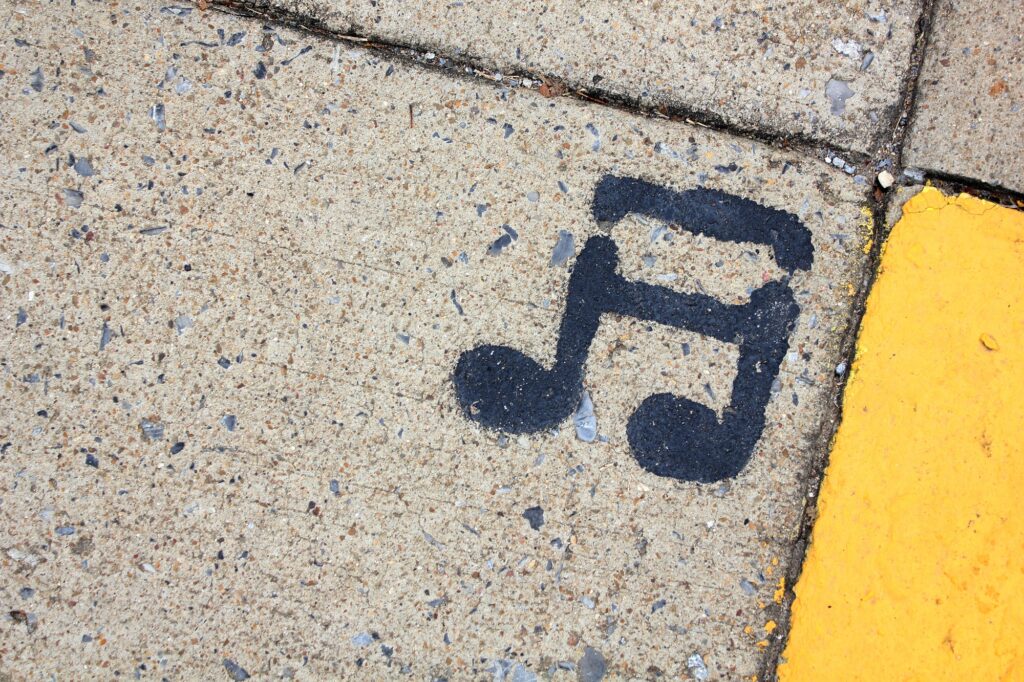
[206,0,867,167]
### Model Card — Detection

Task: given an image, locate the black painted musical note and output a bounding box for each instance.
[453,175,813,483]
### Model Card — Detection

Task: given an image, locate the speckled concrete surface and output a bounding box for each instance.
[1,2,869,679]
[221,0,922,156]
[904,1,1024,193]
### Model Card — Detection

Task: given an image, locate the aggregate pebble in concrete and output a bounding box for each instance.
[222,0,922,155]
[1,1,869,678]
[904,1,1024,193]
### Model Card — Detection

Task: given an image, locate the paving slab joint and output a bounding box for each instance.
[874,0,1024,214]
[207,0,872,168]
[879,0,939,166]
[765,181,1021,682]
[756,201,889,682]
[207,0,1024,217]
[765,0,1023,665]
[867,0,938,239]
[903,170,1024,213]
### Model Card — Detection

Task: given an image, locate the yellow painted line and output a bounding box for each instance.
[779,188,1024,681]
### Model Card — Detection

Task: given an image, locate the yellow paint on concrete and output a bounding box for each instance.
[773,578,785,605]
[779,188,1024,681]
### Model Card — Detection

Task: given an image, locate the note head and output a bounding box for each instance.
[453,344,580,434]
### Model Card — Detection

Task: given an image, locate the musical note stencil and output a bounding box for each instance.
[453,175,814,483]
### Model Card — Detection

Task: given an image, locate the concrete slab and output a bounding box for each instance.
[904,1,1024,194]
[1,1,869,679]
[219,0,923,155]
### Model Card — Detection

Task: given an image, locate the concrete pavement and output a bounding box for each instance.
[1,2,870,678]
[1,0,1022,680]
[217,0,924,155]
[904,1,1024,193]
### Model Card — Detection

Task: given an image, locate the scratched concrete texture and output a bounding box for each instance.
[1,1,869,679]
[904,0,1024,194]
[219,0,923,156]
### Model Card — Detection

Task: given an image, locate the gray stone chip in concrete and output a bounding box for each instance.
[904,1,1024,193]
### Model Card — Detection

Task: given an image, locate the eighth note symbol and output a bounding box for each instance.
[452,175,813,483]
